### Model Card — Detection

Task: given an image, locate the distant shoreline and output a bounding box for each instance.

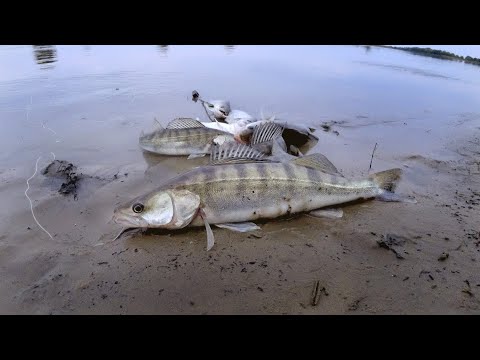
[370,45,480,67]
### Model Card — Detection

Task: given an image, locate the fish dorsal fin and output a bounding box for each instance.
[209,143,273,165]
[291,153,344,176]
[250,121,284,145]
[153,117,164,130]
[166,118,205,129]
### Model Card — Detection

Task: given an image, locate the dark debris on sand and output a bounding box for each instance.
[41,160,125,199]
[320,121,341,136]
[376,233,413,259]
[42,160,81,197]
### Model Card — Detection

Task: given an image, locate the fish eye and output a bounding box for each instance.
[132,203,144,213]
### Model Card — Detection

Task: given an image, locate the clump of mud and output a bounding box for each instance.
[41,160,127,200]
[41,160,82,197]
[320,121,341,136]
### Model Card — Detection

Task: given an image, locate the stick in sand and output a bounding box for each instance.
[368,142,378,172]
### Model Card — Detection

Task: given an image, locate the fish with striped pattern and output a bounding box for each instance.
[113,143,415,250]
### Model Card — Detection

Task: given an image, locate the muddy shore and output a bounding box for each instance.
[1,115,479,314]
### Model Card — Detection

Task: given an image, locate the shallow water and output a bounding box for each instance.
[1,45,479,314]
[1,45,480,170]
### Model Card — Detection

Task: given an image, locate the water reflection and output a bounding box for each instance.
[224,45,235,54]
[142,149,208,176]
[157,45,169,55]
[32,45,57,69]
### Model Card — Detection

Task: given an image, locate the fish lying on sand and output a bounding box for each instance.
[113,143,415,251]
[139,118,287,159]
[139,118,235,158]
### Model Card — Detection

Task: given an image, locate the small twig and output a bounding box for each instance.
[368,142,378,172]
[310,280,320,306]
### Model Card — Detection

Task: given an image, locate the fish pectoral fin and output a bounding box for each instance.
[187,153,207,159]
[215,222,261,232]
[209,143,274,165]
[291,153,344,177]
[199,209,215,251]
[307,208,344,219]
[166,118,205,129]
[377,191,417,203]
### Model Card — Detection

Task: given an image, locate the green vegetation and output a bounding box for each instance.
[464,55,480,66]
[375,46,480,67]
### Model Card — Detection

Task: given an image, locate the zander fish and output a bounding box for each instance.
[138,118,235,158]
[113,143,415,251]
[139,118,286,159]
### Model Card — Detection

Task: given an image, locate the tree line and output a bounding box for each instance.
[374,46,480,66]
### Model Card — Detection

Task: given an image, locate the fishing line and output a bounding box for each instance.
[25,155,55,240]
[24,87,60,240]
[26,95,32,123]
[42,121,58,136]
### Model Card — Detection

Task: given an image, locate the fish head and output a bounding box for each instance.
[206,100,231,121]
[225,110,256,124]
[112,189,201,229]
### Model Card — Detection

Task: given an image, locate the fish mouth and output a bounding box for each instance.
[112,211,149,228]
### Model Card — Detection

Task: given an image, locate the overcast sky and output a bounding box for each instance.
[391,45,480,58]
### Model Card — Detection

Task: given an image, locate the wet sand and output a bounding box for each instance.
[1,114,479,314]
[1,45,480,314]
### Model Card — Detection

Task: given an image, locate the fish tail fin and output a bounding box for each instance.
[369,168,402,192]
[370,168,417,203]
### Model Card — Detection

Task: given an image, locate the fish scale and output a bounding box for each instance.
[160,162,380,226]
[113,150,406,251]
[139,127,233,155]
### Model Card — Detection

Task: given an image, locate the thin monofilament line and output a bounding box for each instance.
[25,156,54,239]
[26,96,32,122]
[42,121,57,136]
